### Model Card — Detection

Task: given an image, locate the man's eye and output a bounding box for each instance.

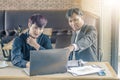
[39,28,43,30]
[34,26,38,29]
[74,19,78,21]
[69,20,72,22]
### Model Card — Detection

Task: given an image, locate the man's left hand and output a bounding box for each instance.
[27,37,40,50]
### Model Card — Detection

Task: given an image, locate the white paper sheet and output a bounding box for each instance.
[67,60,87,67]
[68,65,104,76]
[0,61,8,68]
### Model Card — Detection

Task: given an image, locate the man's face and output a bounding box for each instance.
[29,24,44,38]
[68,13,84,31]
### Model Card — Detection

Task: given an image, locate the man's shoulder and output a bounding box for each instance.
[19,33,28,40]
[84,24,95,29]
[14,33,27,42]
[82,24,96,31]
[39,33,49,39]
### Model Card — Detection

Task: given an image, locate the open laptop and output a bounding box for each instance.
[24,48,69,76]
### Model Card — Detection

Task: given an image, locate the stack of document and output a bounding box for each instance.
[68,65,104,76]
[67,60,87,67]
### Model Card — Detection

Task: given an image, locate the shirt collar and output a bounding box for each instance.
[75,29,81,35]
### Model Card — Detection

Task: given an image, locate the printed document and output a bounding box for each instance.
[68,65,104,76]
[0,61,8,68]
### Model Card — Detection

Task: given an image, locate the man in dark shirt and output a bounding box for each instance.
[11,14,52,68]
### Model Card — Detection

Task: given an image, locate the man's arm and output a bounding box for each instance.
[76,25,97,52]
[11,37,28,68]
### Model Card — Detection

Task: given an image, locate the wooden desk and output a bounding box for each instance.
[0,62,119,80]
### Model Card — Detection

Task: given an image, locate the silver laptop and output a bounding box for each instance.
[24,48,69,76]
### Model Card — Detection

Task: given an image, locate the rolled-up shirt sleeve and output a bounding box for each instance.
[11,37,28,68]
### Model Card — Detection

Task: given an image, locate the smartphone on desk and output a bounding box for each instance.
[98,70,106,76]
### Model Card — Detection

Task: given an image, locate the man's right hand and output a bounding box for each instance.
[66,45,75,52]
[27,37,40,50]
[65,45,75,57]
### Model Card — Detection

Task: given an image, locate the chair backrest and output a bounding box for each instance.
[83,11,99,33]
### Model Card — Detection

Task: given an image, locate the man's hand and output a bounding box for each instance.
[65,45,75,57]
[26,62,30,68]
[66,45,75,52]
[27,37,40,50]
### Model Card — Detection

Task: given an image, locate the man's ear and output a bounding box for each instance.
[28,22,31,28]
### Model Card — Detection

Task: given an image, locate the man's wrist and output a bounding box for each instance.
[35,44,40,50]
[72,44,79,51]
[67,45,75,52]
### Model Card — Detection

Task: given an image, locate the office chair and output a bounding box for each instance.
[0,30,17,61]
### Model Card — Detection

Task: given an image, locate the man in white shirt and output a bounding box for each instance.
[66,8,98,61]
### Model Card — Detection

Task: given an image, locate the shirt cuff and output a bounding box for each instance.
[72,44,79,51]
[39,46,45,50]
[21,60,28,68]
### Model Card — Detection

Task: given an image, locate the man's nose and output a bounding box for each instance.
[36,29,40,34]
[71,21,75,25]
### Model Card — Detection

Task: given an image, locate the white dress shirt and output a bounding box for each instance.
[72,29,81,51]
[72,29,81,60]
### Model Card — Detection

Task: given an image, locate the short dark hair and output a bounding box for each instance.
[28,14,47,28]
[66,8,83,18]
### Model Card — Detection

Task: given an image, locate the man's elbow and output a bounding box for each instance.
[11,59,24,68]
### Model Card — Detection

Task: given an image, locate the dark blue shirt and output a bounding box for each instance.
[11,32,52,68]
